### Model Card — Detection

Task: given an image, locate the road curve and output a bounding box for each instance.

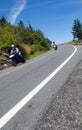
[0,45,82,130]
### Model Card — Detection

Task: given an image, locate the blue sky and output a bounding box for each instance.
[0,0,82,44]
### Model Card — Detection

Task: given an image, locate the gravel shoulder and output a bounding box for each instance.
[35,60,82,130]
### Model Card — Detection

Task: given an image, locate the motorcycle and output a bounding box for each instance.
[53,44,58,50]
[9,52,25,66]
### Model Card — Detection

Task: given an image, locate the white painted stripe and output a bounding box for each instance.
[0,46,77,128]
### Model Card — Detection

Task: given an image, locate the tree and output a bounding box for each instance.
[28,21,33,30]
[72,18,82,40]
[18,20,25,28]
[0,16,7,26]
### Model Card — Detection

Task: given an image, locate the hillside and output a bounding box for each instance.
[0,17,51,57]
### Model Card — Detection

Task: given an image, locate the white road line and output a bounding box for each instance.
[0,46,77,129]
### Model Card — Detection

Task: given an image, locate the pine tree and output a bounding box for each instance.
[0,16,7,26]
[72,18,82,40]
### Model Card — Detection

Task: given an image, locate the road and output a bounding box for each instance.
[0,44,82,130]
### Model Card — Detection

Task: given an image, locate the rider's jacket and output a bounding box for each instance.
[10,47,19,55]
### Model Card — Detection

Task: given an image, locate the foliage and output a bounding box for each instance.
[0,16,7,26]
[72,18,82,40]
[0,17,51,57]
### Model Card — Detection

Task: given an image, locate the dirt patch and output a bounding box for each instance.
[0,53,12,70]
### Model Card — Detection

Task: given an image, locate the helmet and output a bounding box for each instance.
[11,44,15,48]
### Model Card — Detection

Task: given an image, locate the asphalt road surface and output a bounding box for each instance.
[0,44,82,130]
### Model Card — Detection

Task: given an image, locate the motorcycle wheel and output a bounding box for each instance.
[12,59,17,66]
[21,57,25,63]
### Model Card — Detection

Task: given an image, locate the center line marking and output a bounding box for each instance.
[0,46,77,128]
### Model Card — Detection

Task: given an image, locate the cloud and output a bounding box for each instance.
[8,0,26,25]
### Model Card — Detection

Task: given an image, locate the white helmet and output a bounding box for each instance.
[11,44,15,48]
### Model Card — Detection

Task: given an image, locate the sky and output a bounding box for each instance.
[0,0,82,44]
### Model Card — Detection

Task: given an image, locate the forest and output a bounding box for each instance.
[0,17,51,59]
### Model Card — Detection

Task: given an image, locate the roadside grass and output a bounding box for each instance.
[29,50,48,59]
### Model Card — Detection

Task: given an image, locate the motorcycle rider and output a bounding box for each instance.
[53,41,57,50]
[10,44,20,55]
[10,44,25,66]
